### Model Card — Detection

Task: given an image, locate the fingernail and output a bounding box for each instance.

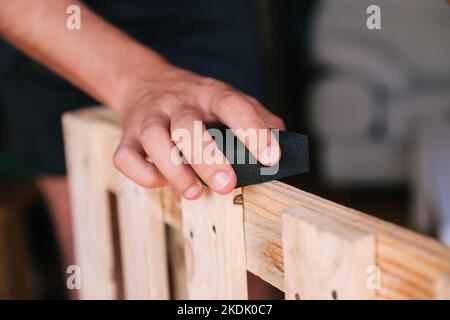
[184,182,202,199]
[259,143,281,166]
[212,171,232,191]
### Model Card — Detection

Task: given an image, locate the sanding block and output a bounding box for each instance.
[208,127,309,187]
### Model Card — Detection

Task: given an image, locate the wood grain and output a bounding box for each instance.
[243,182,450,299]
[64,107,450,300]
[181,188,248,299]
[116,177,169,299]
[283,207,375,300]
[166,225,188,299]
[63,109,120,299]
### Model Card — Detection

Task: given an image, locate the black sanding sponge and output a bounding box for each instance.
[207,127,309,187]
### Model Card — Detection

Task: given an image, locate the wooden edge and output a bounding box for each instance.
[63,110,117,299]
[283,207,376,300]
[436,275,450,300]
[166,225,189,299]
[116,177,170,299]
[181,188,247,299]
[64,107,450,300]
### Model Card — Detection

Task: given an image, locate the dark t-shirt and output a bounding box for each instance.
[0,0,264,174]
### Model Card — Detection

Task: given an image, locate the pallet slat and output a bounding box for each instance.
[63,107,450,300]
[181,189,248,299]
[283,207,376,300]
[117,178,170,299]
[63,111,119,299]
[243,182,450,299]
[436,276,450,300]
[166,225,189,299]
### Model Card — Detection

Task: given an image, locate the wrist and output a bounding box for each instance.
[107,46,173,119]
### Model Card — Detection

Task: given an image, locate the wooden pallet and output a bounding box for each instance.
[62,107,450,300]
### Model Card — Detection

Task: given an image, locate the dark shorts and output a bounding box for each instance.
[0,0,263,175]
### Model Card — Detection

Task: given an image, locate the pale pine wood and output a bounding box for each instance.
[166,225,189,299]
[116,177,170,299]
[64,107,450,300]
[63,109,121,299]
[65,108,171,299]
[161,187,182,230]
[160,188,188,299]
[283,207,375,300]
[243,182,450,299]
[181,188,247,299]
[436,276,450,300]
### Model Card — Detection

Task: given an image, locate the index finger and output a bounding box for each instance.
[208,90,281,166]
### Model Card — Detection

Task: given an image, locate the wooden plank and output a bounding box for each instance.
[65,107,450,300]
[62,109,121,299]
[116,177,169,299]
[243,187,284,290]
[181,188,247,299]
[283,207,375,300]
[436,276,450,300]
[243,182,450,299]
[160,188,187,299]
[166,225,189,300]
[161,187,182,230]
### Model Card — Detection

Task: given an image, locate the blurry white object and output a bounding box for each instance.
[322,138,405,184]
[387,90,450,143]
[315,36,412,92]
[411,118,450,245]
[315,0,450,77]
[439,225,450,247]
[311,0,450,241]
[311,77,374,137]
[312,0,450,184]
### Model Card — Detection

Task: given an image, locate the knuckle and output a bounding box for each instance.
[271,116,285,127]
[201,77,222,86]
[217,92,249,115]
[245,95,260,106]
[176,176,197,191]
[199,78,226,93]
[166,167,196,188]
[114,148,166,188]
[155,92,180,106]
[140,122,166,141]
[139,173,165,189]
[113,146,133,170]
[172,109,199,126]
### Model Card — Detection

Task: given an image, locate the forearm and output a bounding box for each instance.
[0,0,169,116]
[0,0,284,198]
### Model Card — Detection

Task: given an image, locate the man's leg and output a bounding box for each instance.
[36,176,74,269]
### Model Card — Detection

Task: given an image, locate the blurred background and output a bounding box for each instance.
[0,0,449,299]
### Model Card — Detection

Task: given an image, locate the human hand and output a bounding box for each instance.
[113,64,285,200]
